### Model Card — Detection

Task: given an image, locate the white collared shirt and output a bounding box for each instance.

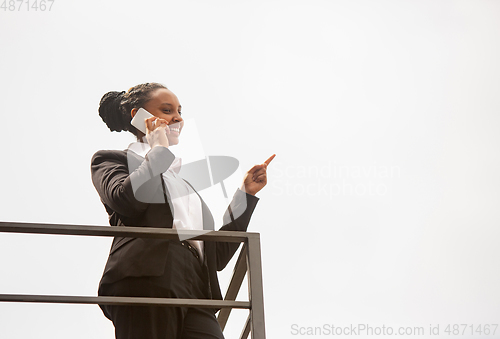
[128,142,204,261]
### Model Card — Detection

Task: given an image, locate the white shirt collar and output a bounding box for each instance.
[127,141,182,174]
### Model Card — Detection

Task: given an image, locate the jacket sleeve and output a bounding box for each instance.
[215,188,259,270]
[91,146,176,219]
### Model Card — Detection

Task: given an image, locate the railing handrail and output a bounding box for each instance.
[0,294,250,308]
[0,221,259,241]
[0,221,266,339]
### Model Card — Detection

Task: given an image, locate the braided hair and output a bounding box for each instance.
[98,82,167,137]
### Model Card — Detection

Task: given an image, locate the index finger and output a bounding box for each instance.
[264,154,276,166]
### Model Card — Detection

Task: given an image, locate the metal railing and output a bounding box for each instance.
[0,221,266,339]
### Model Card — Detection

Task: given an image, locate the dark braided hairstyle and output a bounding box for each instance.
[98,82,167,137]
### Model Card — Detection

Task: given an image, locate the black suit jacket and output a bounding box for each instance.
[91,146,259,304]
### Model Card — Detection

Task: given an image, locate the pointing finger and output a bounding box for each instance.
[264,154,276,166]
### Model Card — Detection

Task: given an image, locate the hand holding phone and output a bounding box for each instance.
[131,108,170,149]
[131,107,155,134]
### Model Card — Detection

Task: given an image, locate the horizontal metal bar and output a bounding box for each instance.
[0,294,250,309]
[0,222,260,242]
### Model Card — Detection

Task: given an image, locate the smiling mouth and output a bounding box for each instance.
[168,122,182,134]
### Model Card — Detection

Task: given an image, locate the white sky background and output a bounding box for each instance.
[1,0,500,338]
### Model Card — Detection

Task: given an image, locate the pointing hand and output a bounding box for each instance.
[240,154,276,196]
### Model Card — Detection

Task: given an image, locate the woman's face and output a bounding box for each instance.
[132,88,184,145]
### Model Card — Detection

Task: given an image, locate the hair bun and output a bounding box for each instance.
[98,91,128,132]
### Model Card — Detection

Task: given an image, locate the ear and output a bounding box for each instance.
[131,108,138,118]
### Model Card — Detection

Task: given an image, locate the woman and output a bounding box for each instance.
[92,82,274,339]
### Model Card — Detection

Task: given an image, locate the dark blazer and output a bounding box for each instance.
[91,146,259,307]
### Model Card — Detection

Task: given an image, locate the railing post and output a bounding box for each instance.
[246,234,266,339]
[217,243,248,330]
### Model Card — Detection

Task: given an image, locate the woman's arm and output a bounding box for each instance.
[91,146,175,218]
[214,154,274,270]
[215,188,260,270]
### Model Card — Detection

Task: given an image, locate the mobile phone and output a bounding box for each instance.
[131,107,154,134]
